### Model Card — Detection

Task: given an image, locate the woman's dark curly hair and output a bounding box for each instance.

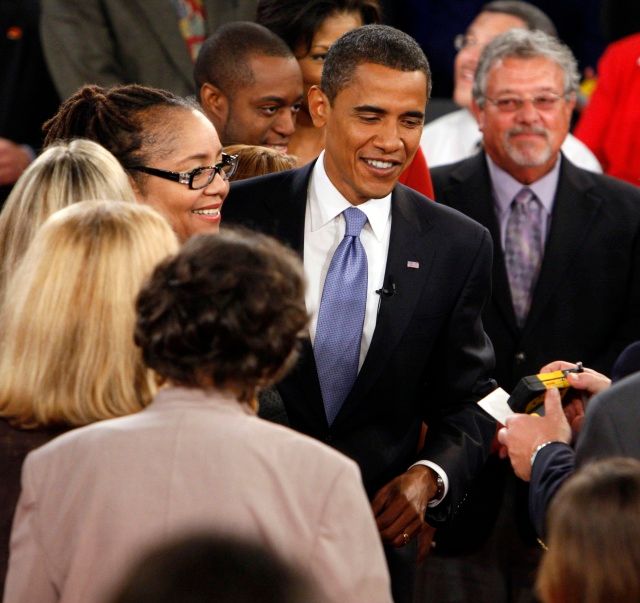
[134,229,308,403]
[256,0,381,56]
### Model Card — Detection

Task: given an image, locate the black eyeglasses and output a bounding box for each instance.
[454,34,478,51]
[130,153,238,190]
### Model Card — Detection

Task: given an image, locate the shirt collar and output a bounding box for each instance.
[486,153,561,217]
[308,151,392,241]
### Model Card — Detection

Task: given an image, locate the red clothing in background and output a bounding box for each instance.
[399,146,435,199]
[575,34,640,187]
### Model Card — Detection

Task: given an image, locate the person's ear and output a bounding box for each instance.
[199,83,229,128]
[308,85,331,128]
[470,97,484,131]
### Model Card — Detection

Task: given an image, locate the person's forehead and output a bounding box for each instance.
[486,56,564,90]
[469,11,527,40]
[341,62,427,97]
[237,54,302,97]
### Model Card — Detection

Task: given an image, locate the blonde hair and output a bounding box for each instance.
[223,144,297,181]
[537,457,640,603]
[0,201,179,428]
[0,139,136,301]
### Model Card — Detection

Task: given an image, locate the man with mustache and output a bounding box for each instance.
[425,29,640,603]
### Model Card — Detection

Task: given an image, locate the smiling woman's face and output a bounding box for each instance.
[133,108,229,242]
[295,11,363,108]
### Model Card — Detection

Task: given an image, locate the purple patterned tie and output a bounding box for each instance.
[314,207,368,425]
[505,188,543,327]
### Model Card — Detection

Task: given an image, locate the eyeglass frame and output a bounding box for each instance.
[482,92,571,113]
[130,153,239,190]
[454,33,478,51]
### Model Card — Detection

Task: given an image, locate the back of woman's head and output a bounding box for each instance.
[223,144,297,181]
[0,139,135,300]
[256,0,381,53]
[537,457,640,603]
[135,229,308,403]
[0,201,179,429]
[43,84,195,181]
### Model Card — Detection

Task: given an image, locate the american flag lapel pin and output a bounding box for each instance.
[407,261,420,269]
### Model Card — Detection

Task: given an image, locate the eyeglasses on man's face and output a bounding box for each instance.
[130,153,239,190]
[484,93,567,113]
[454,34,479,51]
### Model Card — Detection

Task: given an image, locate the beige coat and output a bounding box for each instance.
[3,387,391,603]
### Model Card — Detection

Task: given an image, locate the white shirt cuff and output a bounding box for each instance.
[410,460,449,507]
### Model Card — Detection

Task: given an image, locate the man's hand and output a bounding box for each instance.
[371,465,434,548]
[497,388,571,481]
[539,361,611,435]
[0,139,32,186]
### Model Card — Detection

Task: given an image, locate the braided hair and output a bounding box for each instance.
[43,84,196,186]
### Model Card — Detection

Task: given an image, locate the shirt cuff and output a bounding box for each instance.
[410,460,449,507]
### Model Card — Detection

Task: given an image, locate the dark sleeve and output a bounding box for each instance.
[423,227,497,524]
[529,442,575,538]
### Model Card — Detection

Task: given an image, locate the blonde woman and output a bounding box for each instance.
[0,201,178,592]
[0,139,136,301]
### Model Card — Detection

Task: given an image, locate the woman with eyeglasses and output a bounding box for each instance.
[43,84,238,242]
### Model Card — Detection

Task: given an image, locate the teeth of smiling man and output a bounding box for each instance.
[365,159,394,169]
[191,208,220,216]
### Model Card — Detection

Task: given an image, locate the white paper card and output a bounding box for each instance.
[478,387,513,426]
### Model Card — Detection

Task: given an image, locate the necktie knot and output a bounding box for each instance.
[513,188,538,211]
[343,206,368,238]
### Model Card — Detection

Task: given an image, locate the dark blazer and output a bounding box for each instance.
[530,371,640,536]
[40,0,258,99]
[222,162,497,523]
[0,0,60,203]
[433,152,640,392]
[431,152,640,551]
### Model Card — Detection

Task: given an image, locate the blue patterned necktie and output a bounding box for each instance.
[504,188,543,327]
[314,207,368,425]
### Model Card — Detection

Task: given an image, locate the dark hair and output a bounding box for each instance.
[42,84,197,187]
[256,0,381,55]
[134,229,308,403]
[110,533,320,603]
[538,458,640,603]
[321,24,431,102]
[482,1,558,37]
[194,22,294,98]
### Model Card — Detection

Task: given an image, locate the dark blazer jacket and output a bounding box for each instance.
[40,0,258,99]
[430,152,640,551]
[530,371,640,536]
[222,162,497,523]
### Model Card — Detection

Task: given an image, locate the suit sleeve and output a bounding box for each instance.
[309,462,393,603]
[422,227,497,524]
[3,457,57,603]
[529,442,576,538]
[41,0,125,99]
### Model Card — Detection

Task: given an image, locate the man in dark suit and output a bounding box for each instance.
[427,29,640,603]
[40,0,258,99]
[222,24,496,603]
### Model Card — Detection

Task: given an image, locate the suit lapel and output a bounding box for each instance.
[134,0,193,92]
[442,155,520,335]
[523,158,603,333]
[268,164,327,428]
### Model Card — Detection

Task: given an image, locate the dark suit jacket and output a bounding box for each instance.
[530,371,640,536]
[222,162,497,523]
[431,152,640,550]
[40,0,258,99]
[0,0,60,202]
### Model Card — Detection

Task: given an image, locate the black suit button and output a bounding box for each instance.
[515,352,526,364]
[325,434,333,444]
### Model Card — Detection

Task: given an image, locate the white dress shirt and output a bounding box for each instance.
[304,153,448,505]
